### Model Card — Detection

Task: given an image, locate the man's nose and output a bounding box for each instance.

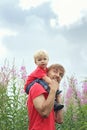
[56,73,60,78]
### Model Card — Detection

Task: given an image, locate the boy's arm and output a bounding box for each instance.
[42,75,52,84]
[55,94,63,124]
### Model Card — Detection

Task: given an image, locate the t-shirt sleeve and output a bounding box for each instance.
[30,83,48,100]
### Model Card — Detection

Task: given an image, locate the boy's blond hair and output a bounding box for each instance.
[34,50,49,63]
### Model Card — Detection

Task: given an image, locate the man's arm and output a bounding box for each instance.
[33,80,59,117]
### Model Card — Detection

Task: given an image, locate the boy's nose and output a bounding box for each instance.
[41,60,45,63]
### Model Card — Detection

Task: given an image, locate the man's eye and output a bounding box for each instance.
[60,73,63,78]
[53,70,57,73]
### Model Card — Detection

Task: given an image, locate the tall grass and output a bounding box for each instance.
[0,60,87,130]
[0,60,28,130]
[56,76,87,130]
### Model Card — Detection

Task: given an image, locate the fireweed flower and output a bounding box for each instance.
[82,82,87,93]
[64,76,80,108]
[17,66,28,95]
[66,87,73,99]
[0,65,11,87]
[65,87,73,106]
[81,82,87,104]
[20,66,27,81]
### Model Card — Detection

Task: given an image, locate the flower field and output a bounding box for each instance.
[0,61,87,130]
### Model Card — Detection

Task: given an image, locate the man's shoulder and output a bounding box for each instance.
[30,83,48,97]
[31,82,48,93]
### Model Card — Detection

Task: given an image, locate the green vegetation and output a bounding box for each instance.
[0,61,87,130]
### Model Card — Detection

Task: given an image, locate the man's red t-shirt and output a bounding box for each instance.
[27,83,56,130]
[24,67,47,91]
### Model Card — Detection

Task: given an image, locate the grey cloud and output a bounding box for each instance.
[0,0,18,6]
[1,1,58,51]
[0,2,27,28]
[61,17,87,45]
[0,1,56,29]
[29,2,56,22]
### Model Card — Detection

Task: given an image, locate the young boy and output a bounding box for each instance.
[24,50,64,111]
[24,50,51,91]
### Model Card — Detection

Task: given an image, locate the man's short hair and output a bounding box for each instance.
[48,64,65,77]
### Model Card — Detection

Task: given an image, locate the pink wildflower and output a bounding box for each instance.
[82,82,87,93]
[20,66,27,80]
[81,82,87,105]
[66,87,73,99]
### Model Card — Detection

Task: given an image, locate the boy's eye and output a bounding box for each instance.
[44,58,47,60]
[38,59,41,61]
[37,58,47,61]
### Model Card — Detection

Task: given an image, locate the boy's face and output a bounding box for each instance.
[35,56,49,68]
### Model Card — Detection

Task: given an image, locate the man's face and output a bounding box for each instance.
[47,68,64,83]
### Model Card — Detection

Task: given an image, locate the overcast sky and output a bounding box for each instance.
[0,0,87,82]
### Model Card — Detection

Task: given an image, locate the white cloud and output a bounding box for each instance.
[19,0,50,10]
[0,28,17,37]
[51,0,87,26]
[50,18,57,28]
[81,49,87,62]
[19,0,87,26]
[0,28,17,58]
[0,43,8,57]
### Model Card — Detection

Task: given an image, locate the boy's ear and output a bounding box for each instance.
[34,59,36,64]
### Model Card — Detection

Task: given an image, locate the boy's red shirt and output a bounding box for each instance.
[24,66,48,91]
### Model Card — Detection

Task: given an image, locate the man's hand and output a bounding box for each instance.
[49,80,59,93]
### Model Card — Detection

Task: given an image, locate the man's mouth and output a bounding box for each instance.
[53,77,60,83]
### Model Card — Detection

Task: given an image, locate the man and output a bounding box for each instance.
[27,64,65,130]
